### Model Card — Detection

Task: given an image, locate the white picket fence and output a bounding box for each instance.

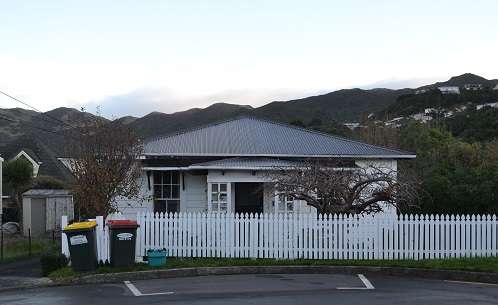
[62,213,498,263]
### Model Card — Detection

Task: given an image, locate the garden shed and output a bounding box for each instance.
[22,189,73,236]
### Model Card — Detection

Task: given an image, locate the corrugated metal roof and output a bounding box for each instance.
[144,116,415,159]
[189,157,300,169]
[22,189,72,197]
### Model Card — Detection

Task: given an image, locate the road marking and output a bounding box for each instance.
[124,280,174,296]
[445,280,498,287]
[337,274,375,290]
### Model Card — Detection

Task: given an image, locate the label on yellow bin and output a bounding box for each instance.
[70,235,88,245]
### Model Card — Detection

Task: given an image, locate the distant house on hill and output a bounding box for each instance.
[412,113,433,123]
[464,84,483,91]
[116,116,416,219]
[477,102,498,110]
[438,86,460,94]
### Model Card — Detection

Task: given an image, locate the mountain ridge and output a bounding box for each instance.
[0,73,496,155]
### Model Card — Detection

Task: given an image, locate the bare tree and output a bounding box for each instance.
[65,116,144,218]
[265,159,419,215]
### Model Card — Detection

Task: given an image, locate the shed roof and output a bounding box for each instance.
[144,116,415,159]
[22,189,72,197]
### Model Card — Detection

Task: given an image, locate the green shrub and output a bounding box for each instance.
[40,251,69,276]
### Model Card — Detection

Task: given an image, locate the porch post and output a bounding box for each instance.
[226,182,232,213]
[207,182,212,213]
[274,190,279,214]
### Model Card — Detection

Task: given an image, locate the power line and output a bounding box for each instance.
[0,90,83,133]
[0,115,79,140]
[1,107,67,128]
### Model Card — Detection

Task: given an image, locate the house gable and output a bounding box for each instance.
[1,133,75,184]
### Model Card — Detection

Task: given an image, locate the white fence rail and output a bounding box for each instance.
[62,213,498,263]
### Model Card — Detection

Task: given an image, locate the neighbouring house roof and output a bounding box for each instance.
[144,116,415,159]
[0,133,75,184]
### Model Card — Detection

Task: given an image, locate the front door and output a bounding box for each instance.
[235,182,263,214]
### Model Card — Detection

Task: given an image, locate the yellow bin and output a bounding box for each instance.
[63,221,99,271]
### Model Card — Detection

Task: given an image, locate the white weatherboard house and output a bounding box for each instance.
[117,116,416,219]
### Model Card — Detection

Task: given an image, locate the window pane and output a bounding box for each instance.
[167,200,180,213]
[219,193,226,202]
[154,185,162,198]
[163,185,171,198]
[164,171,171,184]
[212,184,218,192]
[171,172,179,184]
[220,184,227,192]
[153,171,162,185]
[154,200,167,214]
[171,185,180,198]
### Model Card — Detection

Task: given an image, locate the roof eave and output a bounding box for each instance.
[143,153,416,159]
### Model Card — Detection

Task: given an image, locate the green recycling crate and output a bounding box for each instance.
[62,220,99,271]
[107,220,140,267]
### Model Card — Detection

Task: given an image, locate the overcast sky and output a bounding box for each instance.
[1,1,496,119]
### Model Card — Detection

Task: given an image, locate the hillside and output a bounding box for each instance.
[0,73,496,154]
[251,88,412,124]
[128,103,253,138]
[418,73,498,90]
[375,74,498,119]
[126,87,413,139]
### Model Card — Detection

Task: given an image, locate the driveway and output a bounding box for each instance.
[0,258,52,291]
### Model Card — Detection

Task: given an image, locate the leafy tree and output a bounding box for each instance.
[265,159,419,215]
[289,119,306,128]
[448,106,498,142]
[350,120,399,148]
[413,136,498,215]
[65,116,144,219]
[3,157,34,232]
[307,117,323,127]
[32,175,69,190]
[311,124,351,137]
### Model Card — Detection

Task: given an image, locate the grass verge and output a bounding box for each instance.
[0,237,60,264]
[48,256,498,281]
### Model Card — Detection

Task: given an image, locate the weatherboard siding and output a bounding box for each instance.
[116,171,152,220]
[184,174,207,213]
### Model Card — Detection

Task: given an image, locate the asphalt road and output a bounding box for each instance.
[1,273,497,305]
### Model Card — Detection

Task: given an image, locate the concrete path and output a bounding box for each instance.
[0,258,53,291]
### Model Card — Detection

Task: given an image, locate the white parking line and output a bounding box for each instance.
[124,280,174,296]
[337,274,375,290]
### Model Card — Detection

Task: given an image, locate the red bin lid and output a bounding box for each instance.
[107,220,139,227]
